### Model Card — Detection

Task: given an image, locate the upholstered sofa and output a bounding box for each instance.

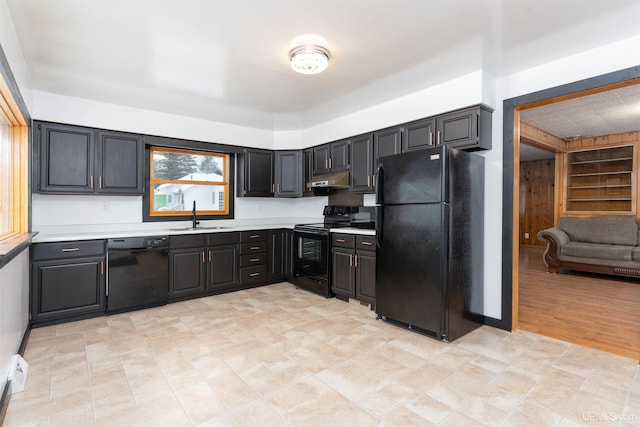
[537,215,640,278]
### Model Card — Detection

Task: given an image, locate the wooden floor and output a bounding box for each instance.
[518,245,640,360]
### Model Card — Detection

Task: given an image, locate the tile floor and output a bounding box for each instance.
[4,282,640,426]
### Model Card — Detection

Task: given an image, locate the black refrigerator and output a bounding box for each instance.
[375,145,484,342]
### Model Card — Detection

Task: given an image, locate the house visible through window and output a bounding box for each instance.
[150,146,230,217]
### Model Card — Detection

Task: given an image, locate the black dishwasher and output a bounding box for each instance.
[107,236,169,314]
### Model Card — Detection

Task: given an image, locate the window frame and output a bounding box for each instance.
[142,145,235,222]
[0,71,28,242]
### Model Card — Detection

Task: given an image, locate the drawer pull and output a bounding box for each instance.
[249,272,260,277]
[62,248,80,252]
[361,241,373,246]
[250,258,260,262]
[250,246,261,250]
[249,234,261,239]
[336,239,346,243]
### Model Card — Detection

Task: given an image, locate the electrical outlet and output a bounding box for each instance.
[524,232,530,239]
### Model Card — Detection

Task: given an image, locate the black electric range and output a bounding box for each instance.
[291,206,375,297]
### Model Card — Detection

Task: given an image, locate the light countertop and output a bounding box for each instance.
[32,218,375,243]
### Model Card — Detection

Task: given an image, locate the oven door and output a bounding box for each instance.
[293,229,328,280]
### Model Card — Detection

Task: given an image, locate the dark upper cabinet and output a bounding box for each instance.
[313,144,330,175]
[402,118,436,152]
[96,130,144,194]
[303,148,314,197]
[313,140,350,175]
[38,122,95,193]
[350,133,374,193]
[237,148,274,197]
[436,105,492,151]
[275,150,303,197]
[330,139,350,172]
[36,121,144,195]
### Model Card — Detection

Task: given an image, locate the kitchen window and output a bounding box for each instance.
[0,74,28,242]
[148,146,231,218]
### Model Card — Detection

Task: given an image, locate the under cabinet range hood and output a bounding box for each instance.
[309,171,350,189]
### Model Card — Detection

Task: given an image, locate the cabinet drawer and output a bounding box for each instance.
[240,230,267,243]
[240,253,266,267]
[332,234,355,248]
[207,232,239,246]
[240,265,267,285]
[170,234,205,250]
[32,240,105,261]
[240,241,266,254]
[356,235,376,251]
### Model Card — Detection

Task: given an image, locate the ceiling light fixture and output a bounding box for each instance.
[288,45,331,75]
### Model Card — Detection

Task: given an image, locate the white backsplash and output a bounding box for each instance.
[31,193,328,228]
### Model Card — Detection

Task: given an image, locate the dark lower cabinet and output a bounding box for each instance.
[31,240,106,326]
[207,245,238,291]
[239,230,268,285]
[269,229,293,280]
[331,233,376,306]
[332,247,356,298]
[169,233,243,300]
[169,248,207,299]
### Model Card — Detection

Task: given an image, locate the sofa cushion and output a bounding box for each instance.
[557,216,638,246]
[561,242,634,261]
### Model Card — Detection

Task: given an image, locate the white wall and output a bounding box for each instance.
[0,0,31,396]
[0,0,31,111]
[31,91,274,149]
[0,252,29,396]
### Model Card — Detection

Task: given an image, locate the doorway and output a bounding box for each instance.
[502,66,640,357]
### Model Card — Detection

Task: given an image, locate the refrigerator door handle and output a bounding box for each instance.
[376,206,384,249]
[375,162,384,249]
[375,163,384,205]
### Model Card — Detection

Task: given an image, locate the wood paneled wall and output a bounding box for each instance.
[519,158,555,246]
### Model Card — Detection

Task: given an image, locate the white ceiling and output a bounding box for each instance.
[6,0,640,131]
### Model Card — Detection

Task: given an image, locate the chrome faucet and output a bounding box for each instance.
[192,200,199,229]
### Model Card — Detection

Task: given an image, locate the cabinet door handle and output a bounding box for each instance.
[336,239,346,243]
[99,176,103,189]
[361,241,373,246]
[101,261,104,275]
[249,272,260,277]
[90,175,94,188]
[208,250,212,262]
[429,131,433,146]
[249,234,261,239]
[329,158,332,169]
[202,251,205,263]
[272,183,275,192]
[349,254,353,266]
[325,159,328,169]
[250,246,260,250]
[355,255,358,268]
[437,130,441,145]
[367,175,371,187]
[62,248,80,252]
[250,258,260,262]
